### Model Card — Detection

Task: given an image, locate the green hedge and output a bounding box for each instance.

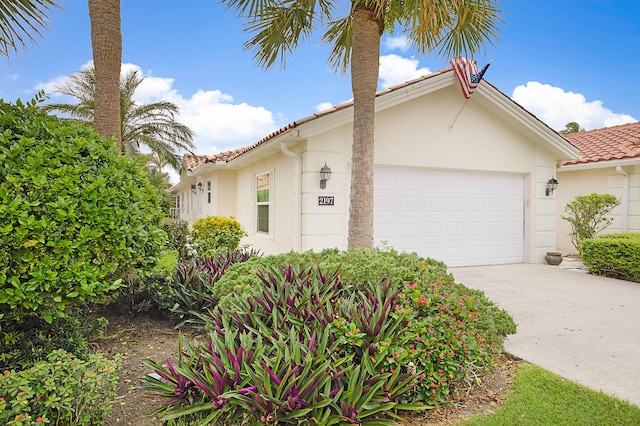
[581,233,640,282]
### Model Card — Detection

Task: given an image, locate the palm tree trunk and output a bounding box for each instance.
[348,5,383,249]
[88,0,122,149]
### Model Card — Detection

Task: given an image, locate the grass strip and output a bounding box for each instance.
[462,363,640,425]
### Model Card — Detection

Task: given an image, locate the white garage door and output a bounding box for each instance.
[374,167,524,267]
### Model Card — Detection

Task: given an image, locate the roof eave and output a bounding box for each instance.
[558,156,640,171]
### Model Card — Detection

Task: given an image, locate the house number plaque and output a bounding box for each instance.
[318,196,335,206]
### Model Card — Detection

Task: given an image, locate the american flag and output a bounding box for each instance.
[450,56,491,99]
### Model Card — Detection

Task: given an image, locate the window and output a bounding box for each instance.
[207,180,211,204]
[256,172,271,234]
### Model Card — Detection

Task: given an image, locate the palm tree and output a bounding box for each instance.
[0,0,60,59]
[88,0,122,148]
[222,0,503,248]
[42,66,195,171]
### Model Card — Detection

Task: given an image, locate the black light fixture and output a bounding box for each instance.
[320,162,332,189]
[546,177,559,196]
[190,184,197,194]
[197,182,204,193]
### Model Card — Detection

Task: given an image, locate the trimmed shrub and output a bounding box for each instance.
[190,215,246,256]
[0,95,166,323]
[163,218,190,260]
[0,350,121,425]
[581,233,640,282]
[562,193,620,250]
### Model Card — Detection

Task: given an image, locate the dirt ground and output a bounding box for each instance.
[91,309,519,426]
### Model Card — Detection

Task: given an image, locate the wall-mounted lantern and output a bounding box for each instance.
[197,182,204,193]
[546,177,559,196]
[320,162,332,189]
[190,184,197,194]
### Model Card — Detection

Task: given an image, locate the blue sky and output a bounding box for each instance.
[1,0,639,165]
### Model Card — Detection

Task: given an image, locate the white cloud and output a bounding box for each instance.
[512,81,636,131]
[36,62,279,156]
[383,36,410,52]
[34,75,71,95]
[175,89,276,154]
[378,54,430,89]
[315,102,335,112]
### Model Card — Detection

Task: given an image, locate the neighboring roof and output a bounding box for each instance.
[562,122,640,165]
[183,150,244,171]
[181,67,578,173]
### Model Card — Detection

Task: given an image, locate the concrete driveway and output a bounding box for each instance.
[449,262,640,407]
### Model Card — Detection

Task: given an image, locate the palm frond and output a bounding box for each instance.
[41,101,94,122]
[322,15,352,74]
[0,0,61,58]
[395,0,502,58]
[242,0,318,69]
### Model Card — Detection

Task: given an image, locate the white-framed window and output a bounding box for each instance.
[256,171,272,234]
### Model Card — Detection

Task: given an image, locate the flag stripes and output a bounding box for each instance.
[450,56,490,99]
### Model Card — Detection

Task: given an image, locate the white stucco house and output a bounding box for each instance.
[556,122,640,251]
[170,67,580,267]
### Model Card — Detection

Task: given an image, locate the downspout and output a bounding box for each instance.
[281,141,302,251]
[616,166,629,231]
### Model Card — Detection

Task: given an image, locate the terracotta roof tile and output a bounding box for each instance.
[562,122,640,165]
[183,150,246,171]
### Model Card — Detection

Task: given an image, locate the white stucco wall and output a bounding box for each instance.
[233,152,296,254]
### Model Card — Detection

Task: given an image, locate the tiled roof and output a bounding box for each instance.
[183,150,246,171]
[562,122,640,165]
[182,68,454,172]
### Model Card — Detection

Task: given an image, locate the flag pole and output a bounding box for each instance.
[448,59,492,130]
[448,99,470,130]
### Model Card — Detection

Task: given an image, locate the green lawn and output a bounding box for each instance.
[461,363,640,425]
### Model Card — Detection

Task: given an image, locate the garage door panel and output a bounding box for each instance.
[374,167,524,266]
[399,197,421,211]
[422,198,444,212]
